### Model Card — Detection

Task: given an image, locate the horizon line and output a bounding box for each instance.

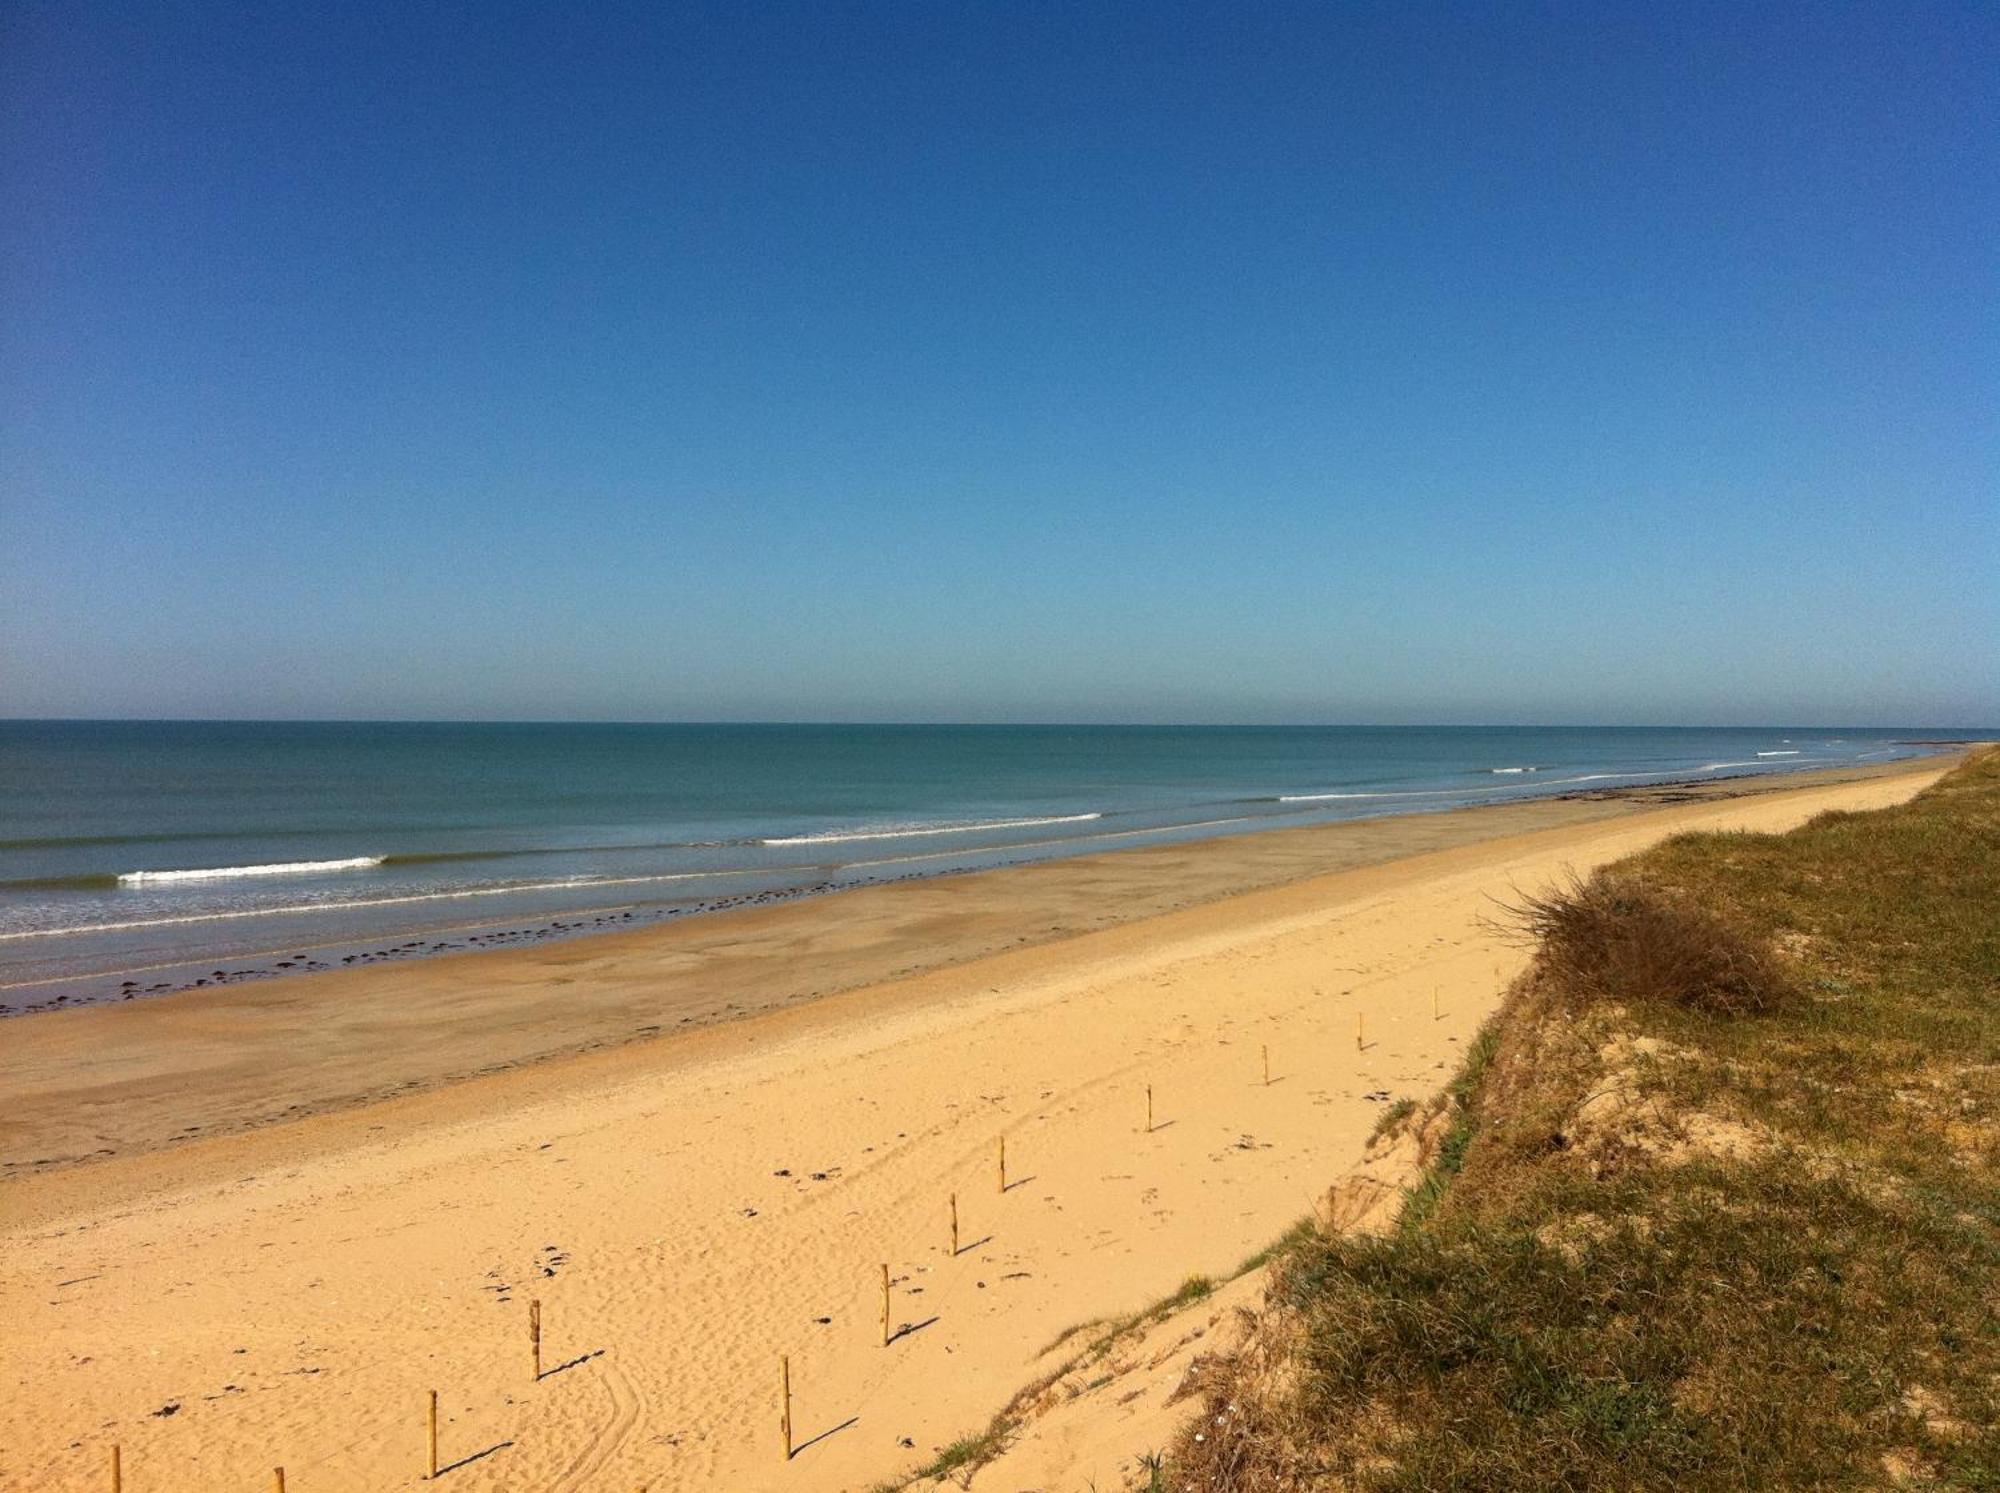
[4,717,1995,733]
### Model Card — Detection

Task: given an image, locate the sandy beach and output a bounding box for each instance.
[0,756,1952,1492]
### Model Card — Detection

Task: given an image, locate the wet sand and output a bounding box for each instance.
[0,755,1951,1492]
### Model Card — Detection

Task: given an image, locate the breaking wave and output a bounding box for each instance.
[762,812,1101,846]
[117,857,385,886]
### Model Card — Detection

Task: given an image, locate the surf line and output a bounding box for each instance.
[761,812,1102,846]
[117,857,385,885]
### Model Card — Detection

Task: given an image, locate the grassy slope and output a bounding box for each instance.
[1177,750,1999,1491]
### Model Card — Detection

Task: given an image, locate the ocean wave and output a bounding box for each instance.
[1278,788,1473,802]
[117,857,385,885]
[0,811,1251,943]
[1543,757,1836,787]
[1757,750,1801,757]
[761,812,1102,846]
[840,811,1263,866]
[382,836,759,866]
[1489,766,1537,774]
[10,834,886,891]
[1534,770,1729,786]
[389,844,666,867]
[0,867,780,940]
[2,753,1884,947]
[1705,756,1839,772]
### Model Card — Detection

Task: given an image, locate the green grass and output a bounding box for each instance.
[870,1418,1014,1492]
[1369,1095,1418,1142]
[913,1424,1011,1483]
[1176,749,2000,1491]
[1394,1021,1498,1234]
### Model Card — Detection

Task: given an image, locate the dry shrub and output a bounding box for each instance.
[1507,871,1793,1016]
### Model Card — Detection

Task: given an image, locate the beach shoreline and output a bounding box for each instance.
[0,755,1956,1493]
[0,751,1951,1181]
[0,728,1945,1020]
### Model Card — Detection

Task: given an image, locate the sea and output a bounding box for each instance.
[0,722,1948,1013]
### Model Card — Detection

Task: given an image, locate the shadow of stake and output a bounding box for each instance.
[536,1348,605,1382]
[952,1234,994,1257]
[436,1440,514,1476]
[887,1315,940,1346]
[788,1416,859,1459]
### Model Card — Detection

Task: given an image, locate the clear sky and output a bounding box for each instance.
[2,2,1994,725]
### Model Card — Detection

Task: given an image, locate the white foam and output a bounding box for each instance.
[0,868,773,940]
[1489,766,1537,774]
[1757,750,1800,757]
[1279,787,1478,802]
[841,812,1261,868]
[1541,769,1720,785]
[118,857,384,885]
[762,812,1101,846]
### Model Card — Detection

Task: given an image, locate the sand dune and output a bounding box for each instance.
[0,759,1947,1492]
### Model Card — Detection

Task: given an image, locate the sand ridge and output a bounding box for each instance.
[0,761,1950,1491]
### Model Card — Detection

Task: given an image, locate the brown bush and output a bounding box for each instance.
[1506,871,1794,1016]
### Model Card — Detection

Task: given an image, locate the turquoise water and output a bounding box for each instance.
[0,722,1946,1010]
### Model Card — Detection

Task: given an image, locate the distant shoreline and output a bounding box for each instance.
[0,749,1955,1177]
[0,746,1960,1019]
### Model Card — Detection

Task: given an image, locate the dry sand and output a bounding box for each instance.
[0,757,1950,1491]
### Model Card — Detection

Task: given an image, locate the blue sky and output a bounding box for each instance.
[2,1,1994,725]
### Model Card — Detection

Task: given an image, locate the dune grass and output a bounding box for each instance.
[1176,748,1999,1490]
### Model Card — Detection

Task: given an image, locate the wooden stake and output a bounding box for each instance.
[1356,1011,1364,1051]
[780,1354,793,1459]
[950,1192,959,1255]
[1145,1084,1154,1133]
[110,1445,121,1493]
[998,1134,1006,1194]
[1262,1044,1270,1085]
[426,1388,439,1480]
[530,1298,542,1381]
[273,1469,286,1493]
[1432,987,1439,1021]
[881,1263,891,1346]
